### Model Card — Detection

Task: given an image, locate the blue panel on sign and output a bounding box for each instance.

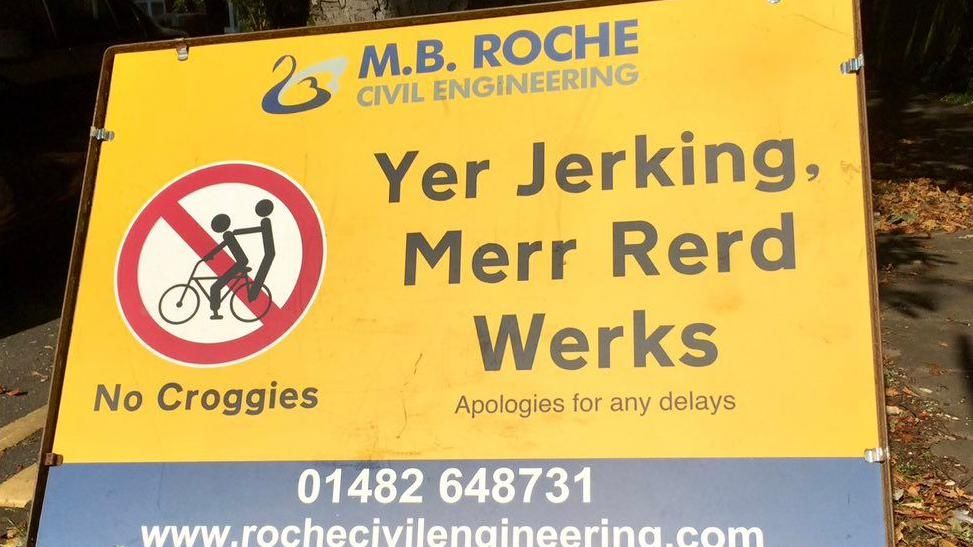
[37,459,887,546]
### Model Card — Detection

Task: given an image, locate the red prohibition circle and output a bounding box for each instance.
[116,163,324,366]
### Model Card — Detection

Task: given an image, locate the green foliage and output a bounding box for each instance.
[233,0,272,31]
[942,91,973,105]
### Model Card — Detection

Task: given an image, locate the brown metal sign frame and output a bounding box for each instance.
[26,0,890,543]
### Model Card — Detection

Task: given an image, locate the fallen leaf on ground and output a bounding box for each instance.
[874,178,973,235]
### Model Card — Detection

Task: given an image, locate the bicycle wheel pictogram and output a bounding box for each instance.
[158,284,200,325]
[230,282,273,323]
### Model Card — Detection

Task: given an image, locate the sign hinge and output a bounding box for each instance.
[90,126,115,142]
[42,453,64,467]
[864,447,888,463]
[841,54,865,74]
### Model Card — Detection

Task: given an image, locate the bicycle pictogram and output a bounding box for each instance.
[158,260,273,325]
[158,199,277,325]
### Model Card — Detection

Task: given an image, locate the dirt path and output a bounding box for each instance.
[880,232,973,480]
[871,90,973,480]
[869,91,973,190]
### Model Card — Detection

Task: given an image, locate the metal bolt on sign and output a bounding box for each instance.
[841,54,865,74]
[176,43,189,61]
[864,447,888,463]
[768,0,781,5]
[90,127,114,142]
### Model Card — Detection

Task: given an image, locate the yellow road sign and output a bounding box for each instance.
[33,0,890,544]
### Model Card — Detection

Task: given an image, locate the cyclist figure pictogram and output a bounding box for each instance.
[158,199,277,325]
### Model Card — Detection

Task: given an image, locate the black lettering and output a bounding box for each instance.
[551,240,577,280]
[375,151,418,203]
[301,387,319,409]
[704,143,745,183]
[474,313,545,371]
[158,382,182,411]
[473,243,509,283]
[613,221,659,276]
[124,390,142,411]
[716,231,743,273]
[634,135,674,187]
[465,160,490,198]
[517,241,542,281]
[752,213,796,271]
[681,323,718,366]
[754,139,796,192]
[279,388,299,409]
[597,326,624,368]
[405,230,461,285]
[518,142,546,196]
[246,389,266,415]
[223,389,243,416]
[185,389,200,409]
[633,310,674,367]
[422,163,457,201]
[550,327,589,370]
[94,383,120,411]
[680,131,696,185]
[555,154,592,193]
[201,389,220,410]
[668,233,707,275]
[601,150,625,190]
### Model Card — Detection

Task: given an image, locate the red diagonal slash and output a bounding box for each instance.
[160,203,281,320]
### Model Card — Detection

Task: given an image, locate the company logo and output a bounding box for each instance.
[261,55,349,115]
